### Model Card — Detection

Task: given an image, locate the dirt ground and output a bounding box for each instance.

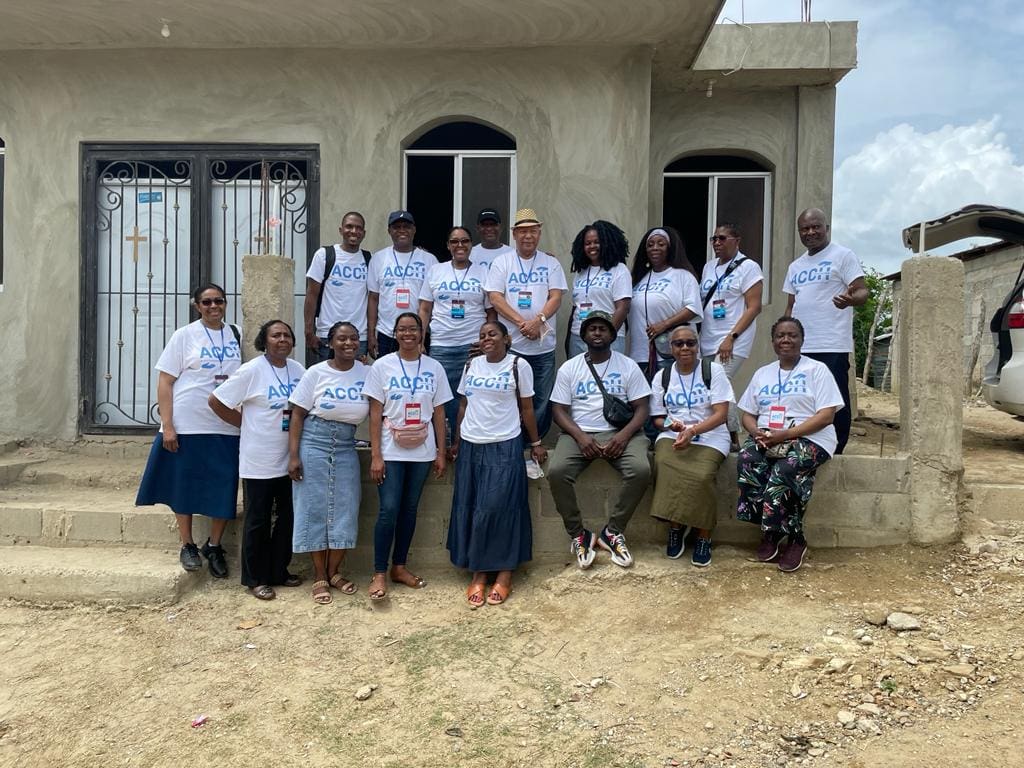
[2,386,1023,768]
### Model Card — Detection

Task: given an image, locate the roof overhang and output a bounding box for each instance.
[902,205,1024,252]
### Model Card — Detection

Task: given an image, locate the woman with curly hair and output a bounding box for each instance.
[565,220,632,357]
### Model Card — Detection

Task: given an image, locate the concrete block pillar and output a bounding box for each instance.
[241,255,295,362]
[898,256,964,544]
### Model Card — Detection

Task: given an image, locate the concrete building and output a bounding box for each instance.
[0,1,857,441]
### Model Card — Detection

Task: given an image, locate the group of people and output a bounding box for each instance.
[136,204,866,605]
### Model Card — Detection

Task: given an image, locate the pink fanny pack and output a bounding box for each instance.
[384,417,429,449]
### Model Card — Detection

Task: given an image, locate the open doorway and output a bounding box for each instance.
[404,121,516,260]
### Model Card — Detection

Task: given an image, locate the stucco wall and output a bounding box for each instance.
[0,45,653,440]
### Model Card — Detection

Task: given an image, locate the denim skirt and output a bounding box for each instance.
[135,433,239,519]
[292,416,361,552]
[447,435,532,571]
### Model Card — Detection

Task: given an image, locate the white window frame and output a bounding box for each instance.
[402,149,518,229]
[663,170,773,293]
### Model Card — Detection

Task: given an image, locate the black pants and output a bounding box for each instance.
[241,476,294,587]
[805,352,851,455]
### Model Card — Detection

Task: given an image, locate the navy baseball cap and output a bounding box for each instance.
[477,208,501,224]
[388,210,415,226]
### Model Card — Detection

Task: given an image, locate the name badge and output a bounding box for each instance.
[517,291,532,309]
[395,287,411,309]
[578,302,593,320]
[712,299,726,319]
[450,299,465,319]
[404,402,422,425]
[213,374,228,388]
[281,408,292,432]
[767,405,787,430]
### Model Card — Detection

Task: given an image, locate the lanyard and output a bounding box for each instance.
[515,252,537,287]
[676,365,699,416]
[264,355,291,398]
[392,247,416,285]
[777,357,801,403]
[642,270,661,324]
[450,262,469,296]
[202,324,226,369]
[398,355,422,398]
[582,266,597,298]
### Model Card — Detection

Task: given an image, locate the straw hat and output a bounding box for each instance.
[511,208,543,229]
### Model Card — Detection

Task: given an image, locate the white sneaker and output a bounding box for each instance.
[525,458,544,480]
[570,531,597,570]
[597,526,634,568]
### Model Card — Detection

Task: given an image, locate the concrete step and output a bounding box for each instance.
[16,454,144,490]
[965,483,1024,521]
[0,454,48,486]
[0,545,194,605]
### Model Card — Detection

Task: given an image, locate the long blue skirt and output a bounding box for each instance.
[447,436,532,572]
[135,433,240,519]
[291,416,361,552]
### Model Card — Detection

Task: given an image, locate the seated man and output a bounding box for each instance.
[548,311,651,569]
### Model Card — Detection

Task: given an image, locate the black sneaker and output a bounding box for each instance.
[179,543,202,572]
[201,539,229,579]
[597,526,634,568]
[667,526,689,559]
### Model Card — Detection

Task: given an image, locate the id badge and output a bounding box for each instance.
[578,302,593,320]
[517,290,532,309]
[213,374,228,388]
[712,299,726,320]
[450,299,466,319]
[404,402,422,425]
[395,287,411,309]
[281,409,292,432]
[767,405,787,430]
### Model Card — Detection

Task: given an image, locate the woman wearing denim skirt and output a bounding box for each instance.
[287,322,370,605]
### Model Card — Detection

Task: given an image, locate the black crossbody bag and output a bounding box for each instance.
[584,354,634,429]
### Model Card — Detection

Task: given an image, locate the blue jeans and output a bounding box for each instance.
[514,350,557,447]
[428,343,473,445]
[313,338,368,363]
[373,460,432,573]
[376,332,399,358]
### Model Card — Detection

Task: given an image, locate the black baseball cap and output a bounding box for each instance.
[388,210,415,226]
[477,208,501,224]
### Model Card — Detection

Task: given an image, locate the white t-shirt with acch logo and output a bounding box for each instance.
[288,360,369,424]
[470,243,512,272]
[213,356,305,479]
[550,351,651,433]
[367,246,439,339]
[569,263,633,336]
[362,353,453,462]
[626,268,703,363]
[782,241,865,353]
[649,361,735,457]
[699,254,764,359]
[156,320,242,436]
[737,356,845,456]
[457,354,535,444]
[306,245,369,340]
[418,262,492,347]
[484,250,568,355]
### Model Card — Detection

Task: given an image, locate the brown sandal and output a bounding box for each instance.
[389,567,426,589]
[368,573,388,602]
[311,580,332,605]
[329,574,357,595]
[466,582,486,609]
[486,582,510,606]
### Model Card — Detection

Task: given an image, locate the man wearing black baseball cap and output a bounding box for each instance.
[472,208,511,271]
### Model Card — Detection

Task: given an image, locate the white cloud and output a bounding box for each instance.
[833,117,1024,274]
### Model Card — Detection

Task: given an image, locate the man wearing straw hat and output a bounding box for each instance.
[485,208,567,477]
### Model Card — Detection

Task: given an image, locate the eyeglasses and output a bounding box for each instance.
[670,339,698,348]
[448,238,472,246]
[198,297,226,306]
[709,235,734,243]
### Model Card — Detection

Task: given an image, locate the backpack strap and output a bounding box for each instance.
[361,249,372,265]
[228,324,241,346]
[313,244,337,324]
[701,357,712,389]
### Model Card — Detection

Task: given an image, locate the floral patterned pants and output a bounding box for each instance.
[736,437,829,536]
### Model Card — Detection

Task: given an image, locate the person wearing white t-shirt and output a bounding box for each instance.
[210,320,306,601]
[783,208,868,455]
[649,325,734,567]
[549,312,651,570]
[627,226,703,377]
[448,320,547,608]
[286,321,369,605]
[484,208,568,457]
[303,211,370,362]
[419,225,496,445]
[736,317,844,574]
[136,283,241,578]
[362,312,453,602]
[471,207,512,271]
[366,210,439,359]
[700,223,764,446]
[566,220,632,357]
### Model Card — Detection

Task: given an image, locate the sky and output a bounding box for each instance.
[717,0,1024,274]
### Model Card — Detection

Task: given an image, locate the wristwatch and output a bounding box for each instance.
[539,312,547,323]
[730,332,740,340]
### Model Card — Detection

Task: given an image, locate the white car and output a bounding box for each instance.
[903,205,1024,416]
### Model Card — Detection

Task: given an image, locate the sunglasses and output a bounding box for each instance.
[448,238,472,246]
[198,297,226,306]
[709,235,734,243]
[671,339,698,348]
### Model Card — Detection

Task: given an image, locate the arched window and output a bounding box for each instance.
[663,154,772,286]
[404,121,516,259]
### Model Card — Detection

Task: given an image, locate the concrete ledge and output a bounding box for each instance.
[965,483,1024,522]
[0,546,193,605]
